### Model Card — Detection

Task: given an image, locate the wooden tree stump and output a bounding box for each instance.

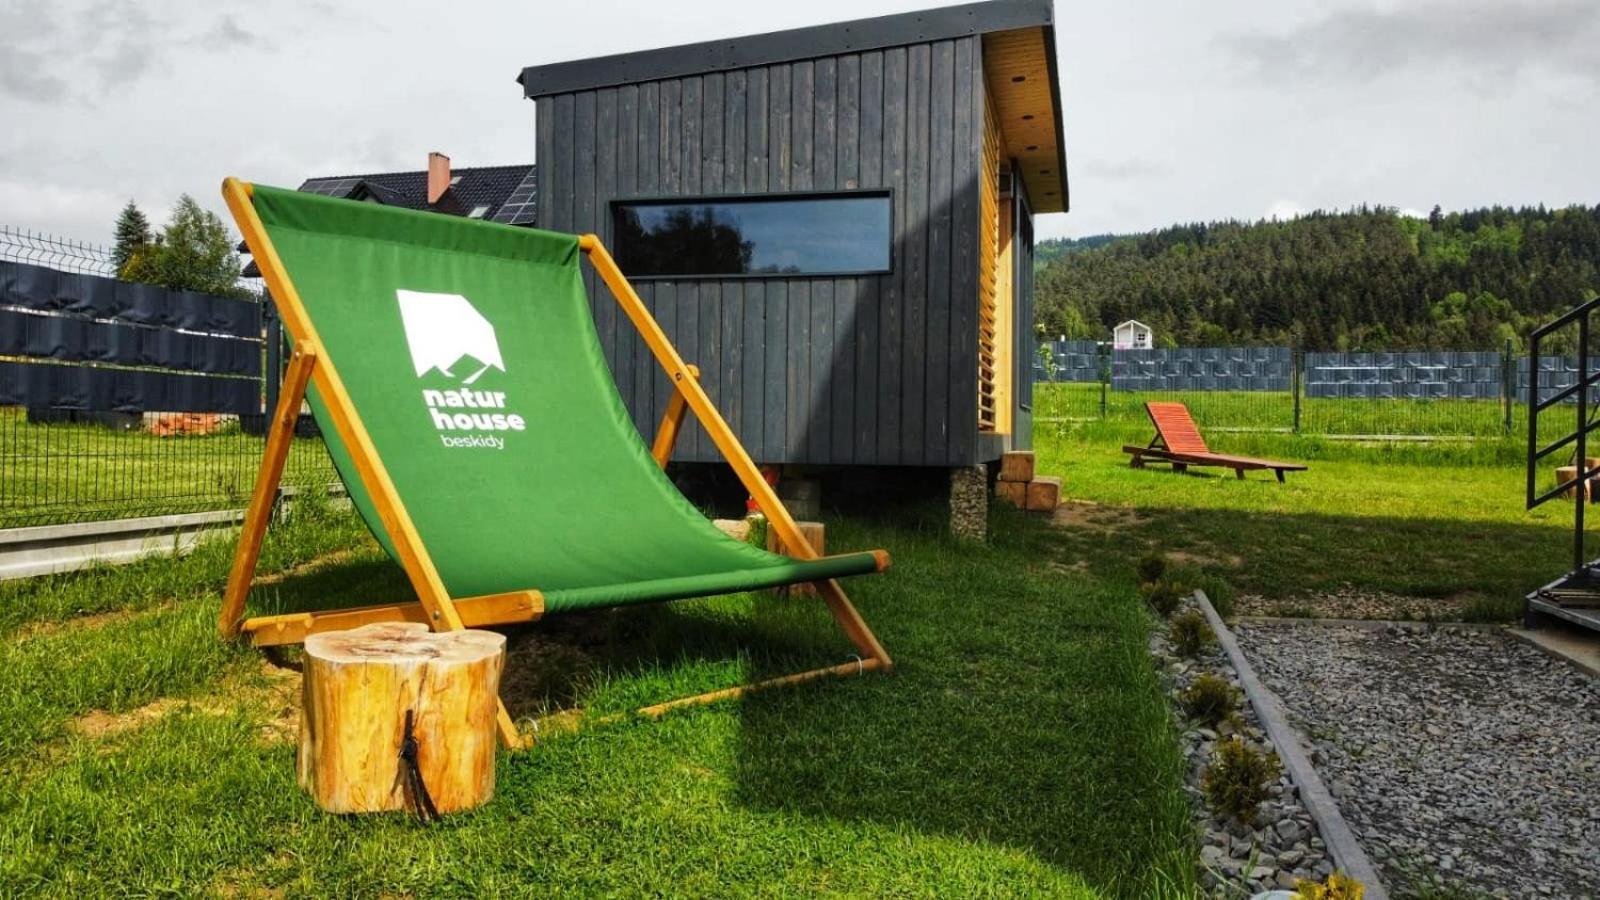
[768,521,826,597]
[299,622,505,816]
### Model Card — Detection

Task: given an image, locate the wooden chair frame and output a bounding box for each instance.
[218,178,891,749]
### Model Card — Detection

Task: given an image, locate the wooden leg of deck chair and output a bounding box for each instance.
[242,590,544,646]
[219,344,316,639]
[650,364,699,468]
[816,578,893,669]
[1235,468,1245,480]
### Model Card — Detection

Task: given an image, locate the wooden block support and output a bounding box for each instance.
[1556,465,1597,502]
[1026,476,1062,512]
[768,521,825,596]
[996,480,1028,509]
[299,623,505,815]
[999,451,1035,483]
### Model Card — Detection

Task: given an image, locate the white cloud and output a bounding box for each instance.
[2,0,1597,247]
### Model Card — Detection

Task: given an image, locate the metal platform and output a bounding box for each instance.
[1526,565,1600,632]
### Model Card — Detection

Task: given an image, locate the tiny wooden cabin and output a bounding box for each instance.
[519,0,1068,471]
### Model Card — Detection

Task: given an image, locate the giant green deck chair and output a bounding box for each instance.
[218,179,892,748]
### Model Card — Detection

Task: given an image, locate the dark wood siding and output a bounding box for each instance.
[535,35,984,466]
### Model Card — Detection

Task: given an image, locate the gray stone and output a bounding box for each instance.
[1234,621,1600,899]
[947,465,988,541]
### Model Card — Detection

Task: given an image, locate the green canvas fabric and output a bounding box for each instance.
[250,185,880,612]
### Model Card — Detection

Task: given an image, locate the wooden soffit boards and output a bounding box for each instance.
[983,26,1067,213]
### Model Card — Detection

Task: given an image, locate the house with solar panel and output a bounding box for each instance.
[240,154,536,278]
[250,0,1068,519]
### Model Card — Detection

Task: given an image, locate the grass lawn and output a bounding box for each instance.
[0,496,1193,897]
[1034,417,1587,621]
[0,399,1580,895]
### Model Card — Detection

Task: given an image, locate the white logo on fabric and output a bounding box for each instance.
[396,289,526,451]
[396,289,506,385]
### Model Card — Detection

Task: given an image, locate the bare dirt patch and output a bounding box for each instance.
[253,549,361,588]
[1050,501,1141,534]
[15,604,165,642]
[1165,548,1244,570]
[73,698,187,739]
[69,657,303,744]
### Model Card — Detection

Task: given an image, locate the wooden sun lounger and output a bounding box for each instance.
[1122,402,1307,482]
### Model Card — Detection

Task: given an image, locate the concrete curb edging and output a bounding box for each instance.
[0,485,347,581]
[1194,590,1390,900]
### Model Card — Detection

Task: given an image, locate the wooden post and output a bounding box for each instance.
[299,623,505,815]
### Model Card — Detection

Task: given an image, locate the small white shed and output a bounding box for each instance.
[1113,319,1153,350]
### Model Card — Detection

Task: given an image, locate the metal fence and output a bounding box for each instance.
[1,226,336,529]
[1033,340,1548,438]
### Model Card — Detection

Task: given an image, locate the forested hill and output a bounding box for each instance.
[1034,205,1600,351]
[1034,233,1123,267]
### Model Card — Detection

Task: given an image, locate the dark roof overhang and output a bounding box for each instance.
[518,0,1053,97]
[516,0,1067,213]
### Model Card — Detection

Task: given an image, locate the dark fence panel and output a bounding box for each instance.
[0,362,260,414]
[0,260,262,416]
[1033,339,1102,383]
[1517,356,1600,402]
[0,261,260,338]
[0,309,259,376]
[1306,351,1504,400]
[1112,346,1291,393]
[1033,341,1525,438]
[0,240,336,530]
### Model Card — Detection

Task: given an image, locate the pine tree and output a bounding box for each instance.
[111,200,152,273]
[119,195,249,298]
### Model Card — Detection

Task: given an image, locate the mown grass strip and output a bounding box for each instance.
[0,505,1195,897]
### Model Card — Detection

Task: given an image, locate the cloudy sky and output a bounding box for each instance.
[3,0,1596,246]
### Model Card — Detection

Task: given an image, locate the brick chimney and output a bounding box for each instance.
[427,152,451,204]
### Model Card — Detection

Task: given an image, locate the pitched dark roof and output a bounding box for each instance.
[297,163,537,226]
[519,0,1054,97]
[241,163,538,276]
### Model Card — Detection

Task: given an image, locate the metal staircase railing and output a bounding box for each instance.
[1526,297,1600,622]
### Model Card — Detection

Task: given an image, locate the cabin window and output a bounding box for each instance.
[611,192,892,278]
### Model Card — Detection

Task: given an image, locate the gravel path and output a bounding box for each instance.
[1235,623,1600,898]
[1152,597,1336,896]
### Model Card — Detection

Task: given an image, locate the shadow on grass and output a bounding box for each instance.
[723,510,1194,898]
[248,554,836,720]
[239,507,1195,897]
[1037,499,1574,621]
